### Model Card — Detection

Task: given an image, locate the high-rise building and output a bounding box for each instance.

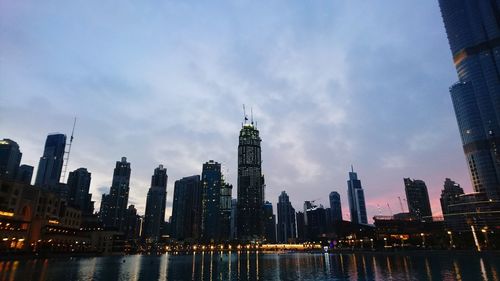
[329,191,343,222]
[16,164,34,185]
[237,119,265,241]
[124,205,142,242]
[404,178,432,220]
[277,191,296,243]
[296,211,305,241]
[171,175,202,240]
[347,167,368,224]
[438,1,500,201]
[230,199,238,239]
[304,202,327,241]
[0,139,22,180]
[67,167,94,215]
[440,178,464,216]
[35,133,66,189]
[99,157,131,232]
[263,201,276,243]
[143,165,168,242]
[201,160,232,242]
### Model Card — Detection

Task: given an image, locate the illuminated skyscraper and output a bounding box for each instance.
[439,0,500,201]
[237,118,265,241]
[0,139,22,180]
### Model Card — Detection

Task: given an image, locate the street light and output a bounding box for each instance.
[481,228,489,250]
[383,237,388,248]
[420,233,425,248]
[447,231,453,249]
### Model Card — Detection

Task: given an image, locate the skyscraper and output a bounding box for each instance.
[237,119,265,241]
[99,157,131,232]
[404,178,432,220]
[171,175,202,240]
[329,191,343,222]
[347,167,368,224]
[0,139,22,180]
[438,1,500,201]
[143,165,168,243]
[263,201,277,243]
[67,167,94,215]
[201,160,232,242]
[277,191,297,243]
[35,133,66,189]
[440,178,464,216]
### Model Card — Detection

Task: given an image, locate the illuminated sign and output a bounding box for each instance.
[48,220,59,225]
[0,211,14,217]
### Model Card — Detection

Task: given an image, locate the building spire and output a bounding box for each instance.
[351,164,354,173]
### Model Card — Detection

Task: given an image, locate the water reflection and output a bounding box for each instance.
[0,252,498,280]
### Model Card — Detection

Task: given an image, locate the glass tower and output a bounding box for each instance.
[404,178,432,220]
[277,191,297,243]
[439,0,500,200]
[35,133,66,189]
[0,139,22,180]
[329,191,343,222]
[143,165,168,243]
[347,167,367,224]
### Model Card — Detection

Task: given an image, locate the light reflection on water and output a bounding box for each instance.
[0,252,498,281]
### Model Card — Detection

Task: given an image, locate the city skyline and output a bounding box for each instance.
[0,1,469,222]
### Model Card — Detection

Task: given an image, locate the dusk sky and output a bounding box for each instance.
[0,1,469,222]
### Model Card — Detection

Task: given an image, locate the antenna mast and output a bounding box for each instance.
[61,117,77,182]
[242,104,248,124]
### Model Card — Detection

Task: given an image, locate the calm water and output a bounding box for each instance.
[0,252,498,281]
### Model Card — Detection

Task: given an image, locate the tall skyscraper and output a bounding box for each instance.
[16,164,33,185]
[263,201,276,243]
[237,119,265,241]
[0,139,22,180]
[143,165,168,242]
[201,160,232,242]
[438,1,500,201]
[277,191,296,243]
[404,178,432,220]
[67,167,94,215]
[329,191,343,222]
[171,175,202,240]
[347,167,368,224]
[99,157,131,232]
[35,133,66,189]
[230,199,238,239]
[440,178,464,216]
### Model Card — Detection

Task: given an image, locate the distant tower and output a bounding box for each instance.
[67,167,93,215]
[277,191,297,243]
[35,133,66,189]
[99,157,131,232]
[143,165,168,243]
[0,139,22,180]
[263,201,277,243]
[440,178,464,216]
[329,191,343,221]
[237,108,265,241]
[16,164,34,185]
[171,175,202,240]
[404,178,432,220]
[347,167,368,224]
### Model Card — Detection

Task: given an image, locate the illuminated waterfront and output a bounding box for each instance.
[0,252,498,281]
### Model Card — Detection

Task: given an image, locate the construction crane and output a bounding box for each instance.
[387,203,393,216]
[398,196,405,213]
[61,117,76,182]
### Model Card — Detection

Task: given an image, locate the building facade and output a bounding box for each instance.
[347,168,368,224]
[99,157,131,232]
[404,178,432,220]
[67,168,94,216]
[440,178,464,216]
[329,191,343,222]
[277,191,296,243]
[237,122,265,241]
[35,134,66,189]
[143,165,168,243]
[0,139,22,180]
[263,201,276,243]
[16,165,33,185]
[171,175,202,241]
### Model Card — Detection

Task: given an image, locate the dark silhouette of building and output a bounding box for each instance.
[440,178,464,216]
[99,157,131,232]
[67,167,94,215]
[304,203,327,241]
[16,164,33,185]
[143,165,168,243]
[296,211,305,241]
[439,0,500,202]
[404,178,432,220]
[329,191,342,222]
[237,119,265,242]
[0,139,22,180]
[35,134,66,189]
[347,167,368,224]
[263,201,276,243]
[124,205,142,251]
[171,175,202,241]
[201,160,232,242]
[277,191,296,243]
[230,199,237,239]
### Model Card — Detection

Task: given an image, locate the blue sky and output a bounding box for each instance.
[0,0,468,221]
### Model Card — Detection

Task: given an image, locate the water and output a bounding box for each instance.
[0,252,498,281]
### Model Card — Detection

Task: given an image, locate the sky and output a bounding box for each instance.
[0,0,469,223]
